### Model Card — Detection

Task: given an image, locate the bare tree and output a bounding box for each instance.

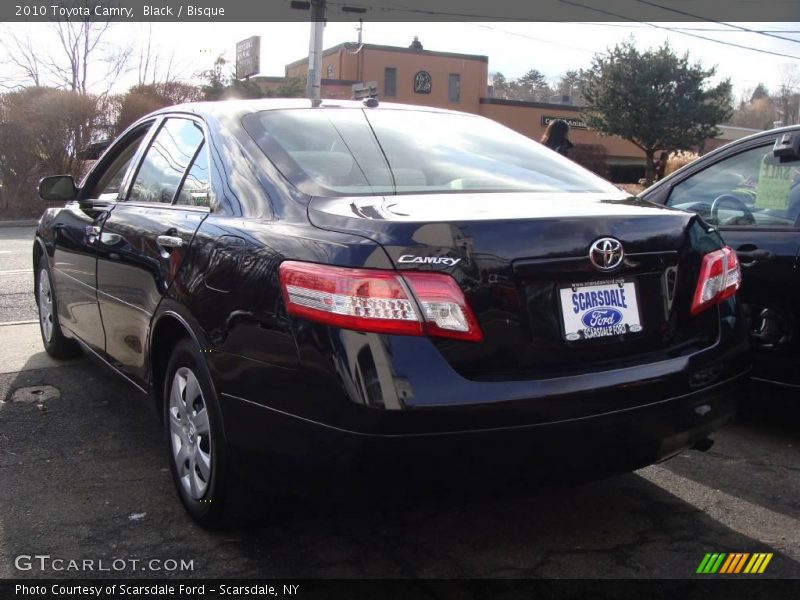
[0,6,132,95]
[0,26,43,87]
[135,24,187,86]
[42,16,132,95]
[777,64,800,126]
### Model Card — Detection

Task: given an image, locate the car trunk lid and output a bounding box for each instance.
[308,192,720,380]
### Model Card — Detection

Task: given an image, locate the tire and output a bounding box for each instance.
[163,338,237,528]
[36,261,80,358]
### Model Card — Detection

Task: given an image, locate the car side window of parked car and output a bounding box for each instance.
[174,141,211,208]
[127,117,205,204]
[667,143,800,229]
[84,127,151,201]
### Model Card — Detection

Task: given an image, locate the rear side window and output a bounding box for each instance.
[128,118,204,204]
[242,108,618,197]
[175,142,211,207]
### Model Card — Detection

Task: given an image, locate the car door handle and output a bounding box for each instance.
[157,235,184,249]
[736,248,772,266]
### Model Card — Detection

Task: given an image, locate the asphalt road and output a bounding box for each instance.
[0,227,37,324]
[0,226,798,580]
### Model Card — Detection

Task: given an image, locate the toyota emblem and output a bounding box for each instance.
[589,238,624,271]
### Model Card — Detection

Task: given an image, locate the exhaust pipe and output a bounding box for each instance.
[692,437,714,452]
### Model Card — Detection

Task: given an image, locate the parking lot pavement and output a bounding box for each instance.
[1,226,798,580]
[0,227,37,325]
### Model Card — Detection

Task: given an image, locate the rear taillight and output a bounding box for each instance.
[279,261,483,342]
[690,246,742,315]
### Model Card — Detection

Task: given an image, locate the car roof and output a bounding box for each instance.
[713,123,800,149]
[153,98,473,120]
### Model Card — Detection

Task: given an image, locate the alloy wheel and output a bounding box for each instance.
[38,269,54,344]
[168,367,213,500]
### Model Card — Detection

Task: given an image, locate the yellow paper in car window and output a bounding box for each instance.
[755,156,792,209]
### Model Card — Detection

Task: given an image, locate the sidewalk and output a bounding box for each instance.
[0,322,77,374]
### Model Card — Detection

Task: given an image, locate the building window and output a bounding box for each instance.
[384,67,397,97]
[448,73,460,103]
[326,64,334,79]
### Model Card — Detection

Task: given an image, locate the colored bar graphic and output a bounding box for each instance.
[746,554,763,573]
[758,554,773,573]
[710,553,726,573]
[719,554,736,574]
[720,553,743,574]
[744,553,774,574]
[697,552,772,574]
[733,553,750,573]
[697,553,728,573]
[697,553,713,573]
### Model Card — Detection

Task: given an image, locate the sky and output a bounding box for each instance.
[2,20,799,101]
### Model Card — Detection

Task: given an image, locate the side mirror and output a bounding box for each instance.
[38,175,78,202]
[773,132,800,162]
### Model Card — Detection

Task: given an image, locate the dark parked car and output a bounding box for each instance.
[35,99,749,526]
[640,127,800,389]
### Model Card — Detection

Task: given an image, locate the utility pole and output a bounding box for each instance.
[357,18,363,44]
[306,0,326,103]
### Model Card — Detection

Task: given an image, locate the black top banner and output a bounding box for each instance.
[1,0,799,22]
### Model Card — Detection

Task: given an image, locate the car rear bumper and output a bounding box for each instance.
[220,367,745,477]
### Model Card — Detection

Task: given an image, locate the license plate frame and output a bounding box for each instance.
[558,278,643,341]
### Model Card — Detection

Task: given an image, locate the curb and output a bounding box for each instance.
[0,220,38,227]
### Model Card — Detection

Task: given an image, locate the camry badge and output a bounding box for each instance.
[398,255,461,267]
[589,238,624,271]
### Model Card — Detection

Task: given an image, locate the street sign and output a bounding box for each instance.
[236,36,260,79]
[541,115,587,129]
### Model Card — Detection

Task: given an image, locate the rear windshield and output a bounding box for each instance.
[242,108,618,197]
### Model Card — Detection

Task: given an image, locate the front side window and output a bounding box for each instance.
[127,118,204,204]
[242,108,618,197]
[667,143,800,228]
[85,127,150,200]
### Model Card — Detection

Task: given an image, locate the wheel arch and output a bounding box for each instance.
[148,303,212,423]
[32,236,48,302]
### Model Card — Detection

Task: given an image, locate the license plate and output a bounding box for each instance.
[559,280,642,341]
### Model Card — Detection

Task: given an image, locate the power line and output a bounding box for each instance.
[324,0,520,21]
[323,0,800,41]
[315,0,800,61]
[556,0,800,61]
[471,23,596,55]
[474,24,800,92]
[631,0,800,46]
[571,22,800,35]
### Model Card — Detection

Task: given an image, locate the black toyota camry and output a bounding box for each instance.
[34,99,749,526]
